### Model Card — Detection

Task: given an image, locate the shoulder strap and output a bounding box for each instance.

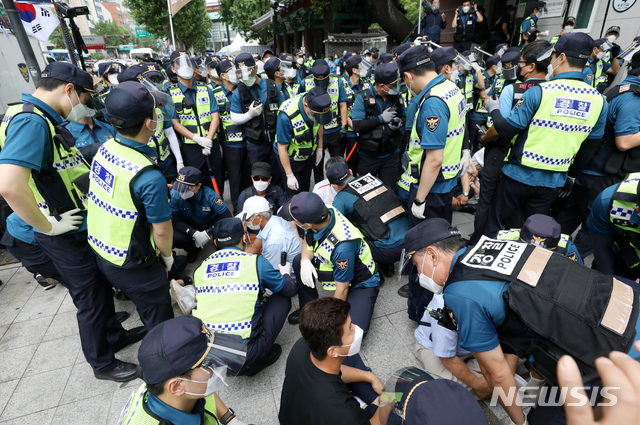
[606,83,640,102]
[269,186,280,210]
[237,83,253,112]
[266,79,279,100]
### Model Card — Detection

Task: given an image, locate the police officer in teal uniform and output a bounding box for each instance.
[549,16,575,45]
[66,102,117,161]
[468,54,501,148]
[293,49,310,89]
[278,53,299,99]
[484,32,608,238]
[264,57,291,101]
[584,38,621,94]
[342,54,373,171]
[518,1,545,46]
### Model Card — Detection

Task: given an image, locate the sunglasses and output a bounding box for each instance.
[252,176,269,182]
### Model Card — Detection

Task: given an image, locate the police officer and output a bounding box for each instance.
[549,16,576,45]
[286,192,380,338]
[484,33,608,238]
[298,60,350,182]
[170,167,232,261]
[452,1,484,52]
[237,162,288,215]
[192,217,297,376]
[168,50,221,188]
[275,87,330,197]
[0,62,139,382]
[455,51,485,117]
[519,1,546,46]
[65,94,117,161]
[328,162,409,278]
[98,61,122,96]
[343,54,373,172]
[89,81,180,333]
[584,38,621,94]
[397,45,466,226]
[264,56,291,101]
[468,54,501,147]
[293,49,311,87]
[497,214,583,263]
[520,27,540,49]
[206,55,222,90]
[230,53,284,187]
[279,53,299,98]
[119,315,249,425]
[192,55,209,85]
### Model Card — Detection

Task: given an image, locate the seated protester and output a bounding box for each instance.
[497,214,583,264]
[279,297,385,425]
[328,162,409,279]
[120,315,250,425]
[312,156,345,205]
[236,196,302,275]
[192,218,297,376]
[170,167,231,262]
[237,162,288,215]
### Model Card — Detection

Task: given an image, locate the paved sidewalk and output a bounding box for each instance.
[0,211,513,424]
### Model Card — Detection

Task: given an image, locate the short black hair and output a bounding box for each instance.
[215,235,243,249]
[565,55,588,70]
[37,78,84,95]
[299,298,351,361]
[108,117,148,138]
[435,60,455,75]
[521,40,552,73]
[629,66,640,77]
[146,369,193,397]
[430,234,467,254]
[325,155,347,172]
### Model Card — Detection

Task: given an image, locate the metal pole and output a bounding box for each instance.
[417,0,422,39]
[1,0,42,84]
[166,0,175,49]
[272,7,277,53]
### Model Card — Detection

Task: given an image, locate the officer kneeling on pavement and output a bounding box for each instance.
[170,166,232,262]
[192,217,297,376]
[119,315,251,425]
[327,161,409,279]
[403,218,639,425]
[285,192,380,337]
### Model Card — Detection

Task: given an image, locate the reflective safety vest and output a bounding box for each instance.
[519,16,536,44]
[550,35,560,45]
[497,228,571,256]
[275,94,320,162]
[193,249,262,340]
[588,59,607,92]
[168,82,212,142]
[608,173,640,272]
[146,108,170,163]
[87,139,160,268]
[308,206,376,290]
[117,383,219,425]
[302,75,341,130]
[508,79,604,172]
[344,77,372,116]
[400,78,466,188]
[493,76,507,98]
[0,103,90,215]
[457,72,475,111]
[474,71,493,114]
[212,85,243,144]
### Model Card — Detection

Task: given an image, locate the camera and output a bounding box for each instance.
[55,2,90,18]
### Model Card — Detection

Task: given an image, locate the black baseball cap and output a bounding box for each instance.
[327,162,350,184]
[41,62,94,92]
[105,81,168,128]
[375,62,399,85]
[305,86,332,125]
[251,162,271,177]
[312,60,331,89]
[554,32,594,59]
[535,1,546,9]
[605,25,620,36]
[629,51,640,69]
[486,54,501,68]
[430,47,457,69]
[141,62,164,79]
[173,166,202,193]
[289,192,329,224]
[563,16,576,26]
[398,45,431,74]
[404,218,461,255]
[234,53,256,68]
[519,214,561,250]
[215,60,234,76]
[214,217,245,242]
[116,65,145,83]
[345,55,362,69]
[264,57,282,79]
[395,42,415,57]
[378,53,394,64]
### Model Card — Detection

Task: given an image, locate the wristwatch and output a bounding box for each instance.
[462,192,469,197]
[220,408,236,425]
[413,198,426,207]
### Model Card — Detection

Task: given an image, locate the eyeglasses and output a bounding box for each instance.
[517,61,530,65]
[252,176,269,182]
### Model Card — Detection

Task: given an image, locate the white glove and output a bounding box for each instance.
[227,417,248,425]
[471,62,482,72]
[286,173,299,191]
[485,94,500,114]
[202,146,211,156]
[44,208,83,236]
[460,149,471,174]
[194,136,213,149]
[411,200,426,219]
[192,230,210,249]
[278,262,292,276]
[176,162,185,173]
[248,101,263,118]
[161,254,174,272]
[315,149,323,167]
[380,107,397,123]
[300,259,318,288]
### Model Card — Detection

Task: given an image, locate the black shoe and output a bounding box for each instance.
[379,272,386,286]
[115,311,130,323]
[245,344,282,377]
[398,283,410,298]
[382,263,395,278]
[168,255,188,280]
[288,309,301,325]
[111,326,147,353]
[187,248,201,264]
[94,360,138,382]
[457,204,477,214]
[35,273,54,290]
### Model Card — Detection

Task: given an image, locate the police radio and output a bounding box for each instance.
[428,306,459,332]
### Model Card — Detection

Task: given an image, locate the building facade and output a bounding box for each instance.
[206,0,237,51]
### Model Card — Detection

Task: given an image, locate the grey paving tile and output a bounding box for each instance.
[372,299,385,319]
[387,310,418,346]
[272,386,282,413]
[0,344,37,383]
[0,266,19,287]
[0,366,72,421]
[227,391,278,425]
[218,369,272,404]
[59,363,120,405]
[105,384,140,425]
[51,393,111,425]
[0,407,56,425]
[0,378,19,417]
[377,277,409,316]
[42,311,79,342]
[452,211,475,227]
[0,315,53,351]
[57,293,77,314]
[268,341,295,389]
[25,335,81,377]
[13,289,66,323]
[364,346,420,384]
[457,222,475,238]
[0,303,23,327]
[361,316,405,360]
[274,320,301,346]
[0,325,7,340]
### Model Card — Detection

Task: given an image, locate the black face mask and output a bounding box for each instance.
[516,65,525,82]
[528,34,537,42]
[372,53,379,60]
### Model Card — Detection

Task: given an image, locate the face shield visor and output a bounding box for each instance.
[456,55,473,72]
[85,93,106,119]
[236,65,257,86]
[379,367,444,425]
[141,77,175,118]
[225,66,239,85]
[309,107,334,126]
[174,54,194,79]
[281,60,296,79]
[108,73,120,86]
[359,59,372,77]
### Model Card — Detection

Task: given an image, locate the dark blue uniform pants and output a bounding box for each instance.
[0,234,65,283]
[96,257,174,331]
[292,254,380,337]
[313,131,343,183]
[277,155,314,198]
[367,241,404,266]
[34,231,126,372]
[221,144,251,215]
[408,185,454,228]
[357,152,400,189]
[470,145,507,244]
[182,141,224,193]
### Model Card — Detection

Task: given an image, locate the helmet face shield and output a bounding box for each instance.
[174,54,193,72]
[236,65,257,82]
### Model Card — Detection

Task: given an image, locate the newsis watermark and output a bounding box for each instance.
[489,386,621,407]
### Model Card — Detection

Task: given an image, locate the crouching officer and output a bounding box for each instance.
[119,315,250,425]
[192,218,297,376]
[328,162,409,278]
[170,167,232,262]
[497,214,583,263]
[89,81,178,331]
[403,218,639,425]
[351,62,406,188]
[285,192,380,337]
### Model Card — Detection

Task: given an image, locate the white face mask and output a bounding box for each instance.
[284,68,297,79]
[86,107,96,118]
[564,25,574,33]
[108,73,120,86]
[536,11,542,18]
[65,91,88,123]
[178,66,194,80]
[227,72,238,85]
[297,58,304,65]
[546,55,561,80]
[462,6,470,13]
[418,255,443,294]
[95,82,105,93]
[253,180,269,192]
[596,51,606,60]
[495,64,502,74]
[337,325,363,356]
[243,75,257,87]
[247,215,261,231]
[607,35,617,43]
[449,68,459,82]
[182,366,228,397]
[147,117,161,133]
[432,3,440,10]
[180,190,195,200]
[210,69,219,79]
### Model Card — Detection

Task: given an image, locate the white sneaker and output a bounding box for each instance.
[170,279,196,315]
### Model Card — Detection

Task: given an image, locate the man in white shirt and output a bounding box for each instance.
[312,156,345,205]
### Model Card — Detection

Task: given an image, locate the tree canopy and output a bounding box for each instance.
[219,0,271,44]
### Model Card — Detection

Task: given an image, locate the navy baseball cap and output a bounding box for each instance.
[371,47,379,53]
[524,27,539,37]
[263,48,274,58]
[116,65,145,83]
[375,62,399,85]
[378,53,394,64]
[327,162,350,185]
[535,1,546,9]
[495,43,508,56]
[520,214,561,249]
[398,45,431,74]
[342,51,355,62]
[235,53,256,68]
[214,217,245,242]
[141,62,164,79]
[170,49,190,64]
[486,54,501,69]
[173,166,202,193]
[404,218,461,255]
[293,49,304,57]
[629,51,640,69]
[264,57,282,78]
[105,81,168,128]
[280,53,295,64]
[345,55,362,70]
[430,47,457,69]
[289,192,329,224]
[593,38,611,51]
[98,61,122,77]
[554,32,594,59]
[41,62,94,92]
[395,42,415,57]
[606,25,620,35]
[215,60,234,76]
[564,16,576,26]
[205,55,219,69]
[501,49,520,71]
[311,60,330,88]
[306,86,333,125]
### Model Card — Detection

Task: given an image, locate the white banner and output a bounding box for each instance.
[16,3,59,43]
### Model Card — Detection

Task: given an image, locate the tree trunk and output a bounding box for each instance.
[368,0,415,44]
[323,1,335,36]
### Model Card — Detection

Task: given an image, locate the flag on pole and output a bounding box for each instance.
[169,0,194,16]
[15,2,59,43]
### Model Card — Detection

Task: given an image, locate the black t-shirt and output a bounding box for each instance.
[278,338,369,425]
